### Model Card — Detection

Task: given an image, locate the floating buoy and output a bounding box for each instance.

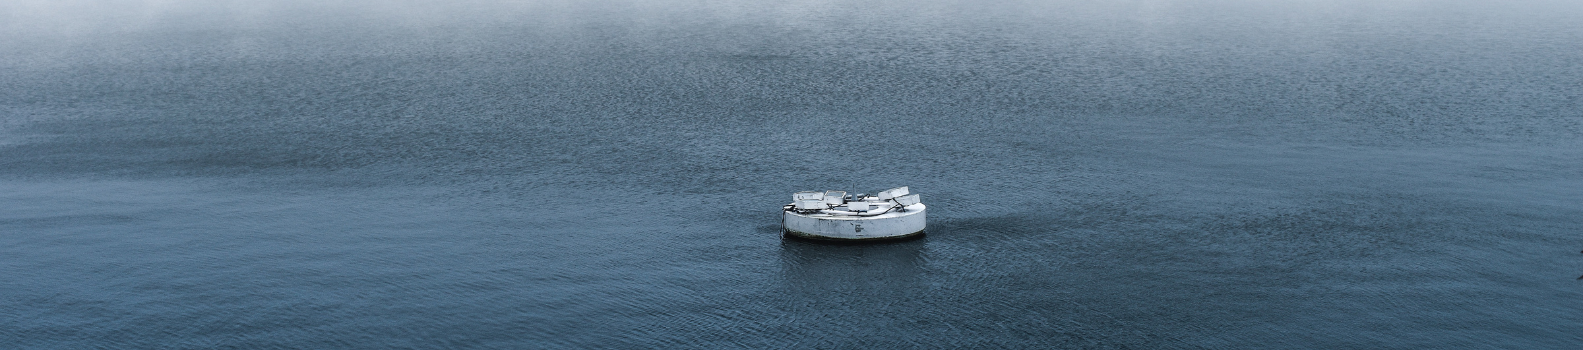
[781,186,926,241]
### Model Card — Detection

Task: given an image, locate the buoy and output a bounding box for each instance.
[781,186,925,241]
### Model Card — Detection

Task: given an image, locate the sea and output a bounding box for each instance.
[3,0,1581,348]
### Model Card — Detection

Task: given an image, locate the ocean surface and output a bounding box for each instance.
[3,0,1582,348]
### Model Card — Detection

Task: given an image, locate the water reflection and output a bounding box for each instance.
[776,237,930,297]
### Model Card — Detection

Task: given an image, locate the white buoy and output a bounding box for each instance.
[781,186,926,241]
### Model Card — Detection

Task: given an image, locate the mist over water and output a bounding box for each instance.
[3,0,1582,348]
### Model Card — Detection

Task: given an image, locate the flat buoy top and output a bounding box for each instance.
[785,186,921,215]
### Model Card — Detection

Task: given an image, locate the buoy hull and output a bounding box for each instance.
[782,204,926,241]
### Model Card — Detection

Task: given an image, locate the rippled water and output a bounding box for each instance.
[4,0,1582,348]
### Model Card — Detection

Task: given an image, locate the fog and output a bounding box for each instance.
[7,0,1581,69]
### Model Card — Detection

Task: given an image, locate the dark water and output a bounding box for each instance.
[4,0,1582,348]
